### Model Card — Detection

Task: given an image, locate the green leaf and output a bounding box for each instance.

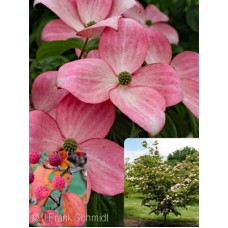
[106,113,133,147]
[34,16,56,47]
[172,44,184,55]
[30,55,69,80]
[186,7,199,32]
[87,191,123,227]
[188,110,199,137]
[35,55,69,71]
[170,0,187,17]
[155,113,177,138]
[166,108,190,137]
[174,103,189,119]
[36,38,84,60]
[155,103,192,138]
[107,111,147,146]
[85,38,99,53]
[130,123,144,138]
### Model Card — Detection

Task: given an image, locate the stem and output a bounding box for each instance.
[52,193,62,210]
[49,195,59,206]
[60,166,70,176]
[69,167,84,174]
[163,213,167,225]
[79,38,89,59]
[79,169,86,184]
[42,163,59,170]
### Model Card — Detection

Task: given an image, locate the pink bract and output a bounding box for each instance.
[171,51,199,118]
[124,1,179,44]
[87,50,101,59]
[34,0,138,39]
[57,18,182,136]
[30,94,124,196]
[41,19,77,41]
[145,29,172,64]
[145,33,199,118]
[31,71,68,119]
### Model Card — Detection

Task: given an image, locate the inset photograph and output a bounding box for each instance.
[29,151,87,227]
[124,138,199,227]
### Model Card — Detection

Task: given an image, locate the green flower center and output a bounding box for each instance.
[86,21,96,27]
[145,20,152,27]
[63,138,77,152]
[118,71,132,85]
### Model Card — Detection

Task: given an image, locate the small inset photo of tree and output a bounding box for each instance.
[124,138,199,227]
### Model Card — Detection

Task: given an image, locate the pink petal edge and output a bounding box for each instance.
[41,19,76,41]
[31,71,68,112]
[145,29,172,64]
[171,51,199,81]
[181,79,199,118]
[56,94,115,143]
[131,64,182,107]
[87,50,101,59]
[76,0,112,25]
[57,58,117,103]
[123,1,146,25]
[78,139,124,196]
[29,110,64,151]
[145,4,169,23]
[99,18,148,75]
[76,16,121,38]
[34,0,84,31]
[109,0,139,17]
[151,23,179,45]
[110,86,166,135]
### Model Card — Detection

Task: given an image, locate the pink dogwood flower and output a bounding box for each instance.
[145,35,199,117]
[31,71,68,118]
[57,18,182,136]
[30,93,124,196]
[170,51,199,118]
[34,0,138,39]
[124,1,179,44]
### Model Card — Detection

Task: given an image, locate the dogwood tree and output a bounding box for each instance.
[126,141,199,223]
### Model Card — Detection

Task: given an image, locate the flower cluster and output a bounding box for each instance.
[30,0,199,215]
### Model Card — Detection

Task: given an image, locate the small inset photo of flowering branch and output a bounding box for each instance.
[29,151,87,227]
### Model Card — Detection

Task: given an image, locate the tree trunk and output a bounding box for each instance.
[163,213,167,225]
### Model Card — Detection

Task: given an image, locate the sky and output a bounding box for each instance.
[124,138,199,161]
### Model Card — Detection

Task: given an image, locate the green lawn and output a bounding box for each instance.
[124,194,199,224]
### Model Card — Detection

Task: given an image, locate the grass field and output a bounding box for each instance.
[124,194,199,227]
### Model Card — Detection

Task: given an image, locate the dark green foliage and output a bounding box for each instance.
[87,191,124,227]
[167,146,199,165]
[155,103,199,138]
[107,111,148,147]
[36,38,84,60]
[30,55,70,80]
